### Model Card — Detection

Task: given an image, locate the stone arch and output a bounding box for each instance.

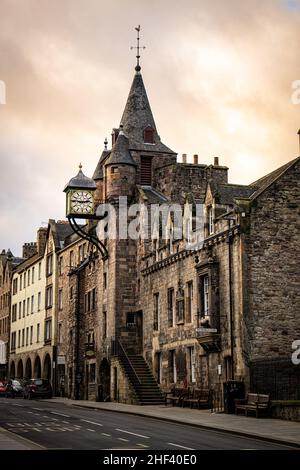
[10,361,15,378]
[99,358,110,401]
[17,359,24,378]
[43,354,51,381]
[33,355,41,378]
[25,357,32,379]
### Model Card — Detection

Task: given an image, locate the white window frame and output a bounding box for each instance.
[203,275,209,316]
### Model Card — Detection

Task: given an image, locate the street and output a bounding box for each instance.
[0,398,295,450]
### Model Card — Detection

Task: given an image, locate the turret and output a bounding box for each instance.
[93,138,110,205]
[104,130,136,201]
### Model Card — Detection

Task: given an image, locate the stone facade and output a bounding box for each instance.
[4,66,300,407]
[0,251,23,379]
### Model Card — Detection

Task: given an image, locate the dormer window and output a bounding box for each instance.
[144,126,154,144]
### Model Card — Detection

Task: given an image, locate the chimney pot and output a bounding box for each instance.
[182,153,187,163]
[214,157,219,166]
[193,154,198,165]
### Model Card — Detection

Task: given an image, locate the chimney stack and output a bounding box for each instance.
[22,242,37,259]
[37,227,48,256]
[193,154,198,165]
[182,153,187,164]
[214,157,219,166]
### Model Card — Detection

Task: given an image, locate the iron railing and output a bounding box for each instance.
[111,338,141,386]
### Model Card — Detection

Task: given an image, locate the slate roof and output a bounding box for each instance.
[120,71,176,154]
[249,156,300,200]
[13,253,42,273]
[216,184,256,205]
[93,150,111,180]
[64,167,96,191]
[138,186,168,204]
[49,220,75,250]
[105,131,137,167]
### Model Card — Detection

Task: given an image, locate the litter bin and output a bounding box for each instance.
[223,380,245,414]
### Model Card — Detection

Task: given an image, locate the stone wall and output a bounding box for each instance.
[243,160,300,363]
[153,163,228,204]
[139,226,245,393]
[110,356,139,404]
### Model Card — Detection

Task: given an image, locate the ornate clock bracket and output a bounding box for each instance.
[68,216,108,260]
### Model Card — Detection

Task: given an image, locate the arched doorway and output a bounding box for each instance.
[34,356,41,378]
[17,359,24,379]
[43,354,51,381]
[10,361,15,379]
[25,357,32,379]
[99,358,110,401]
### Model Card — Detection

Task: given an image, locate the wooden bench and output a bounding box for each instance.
[165,387,189,407]
[182,388,212,409]
[235,393,270,418]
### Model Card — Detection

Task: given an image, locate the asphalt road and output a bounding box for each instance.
[0,397,294,450]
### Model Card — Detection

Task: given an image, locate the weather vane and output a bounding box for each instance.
[130,25,146,72]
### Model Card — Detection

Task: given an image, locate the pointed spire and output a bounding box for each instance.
[120,72,175,154]
[105,130,136,167]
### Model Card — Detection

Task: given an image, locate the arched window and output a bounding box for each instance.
[143,126,154,144]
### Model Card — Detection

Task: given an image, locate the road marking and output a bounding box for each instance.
[33,413,41,416]
[51,418,58,421]
[42,416,48,418]
[62,421,70,424]
[137,443,149,448]
[81,419,103,427]
[86,428,96,432]
[26,411,34,414]
[31,427,42,432]
[115,429,150,439]
[33,407,43,411]
[13,403,24,407]
[50,411,70,418]
[118,438,129,442]
[168,442,194,450]
[101,433,111,437]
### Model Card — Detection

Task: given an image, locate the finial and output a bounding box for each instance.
[131,25,146,72]
[79,163,82,171]
[104,137,108,150]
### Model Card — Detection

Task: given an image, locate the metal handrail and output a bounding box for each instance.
[111,339,141,386]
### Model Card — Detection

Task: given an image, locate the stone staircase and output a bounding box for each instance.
[121,354,165,405]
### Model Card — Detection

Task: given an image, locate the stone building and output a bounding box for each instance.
[59,62,300,404]
[0,250,24,379]
[5,61,299,404]
[8,221,73,388]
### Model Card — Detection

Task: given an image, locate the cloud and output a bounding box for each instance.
[0,0,299,254]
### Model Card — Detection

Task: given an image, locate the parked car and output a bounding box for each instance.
[5,379,24,398]
[0,381,8,396]
[23,379,53,399]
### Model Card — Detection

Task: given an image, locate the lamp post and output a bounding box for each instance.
[63,164,108,399]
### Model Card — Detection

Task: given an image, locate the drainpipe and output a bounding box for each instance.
[72,258,89,400]
[228,224,235,380]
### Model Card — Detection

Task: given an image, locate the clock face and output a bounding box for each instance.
[70,190,94,214]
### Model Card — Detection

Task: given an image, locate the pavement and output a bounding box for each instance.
[47,397,300,448]
[0,426,42,450]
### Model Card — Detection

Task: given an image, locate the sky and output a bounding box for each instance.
[0,0,299,255]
